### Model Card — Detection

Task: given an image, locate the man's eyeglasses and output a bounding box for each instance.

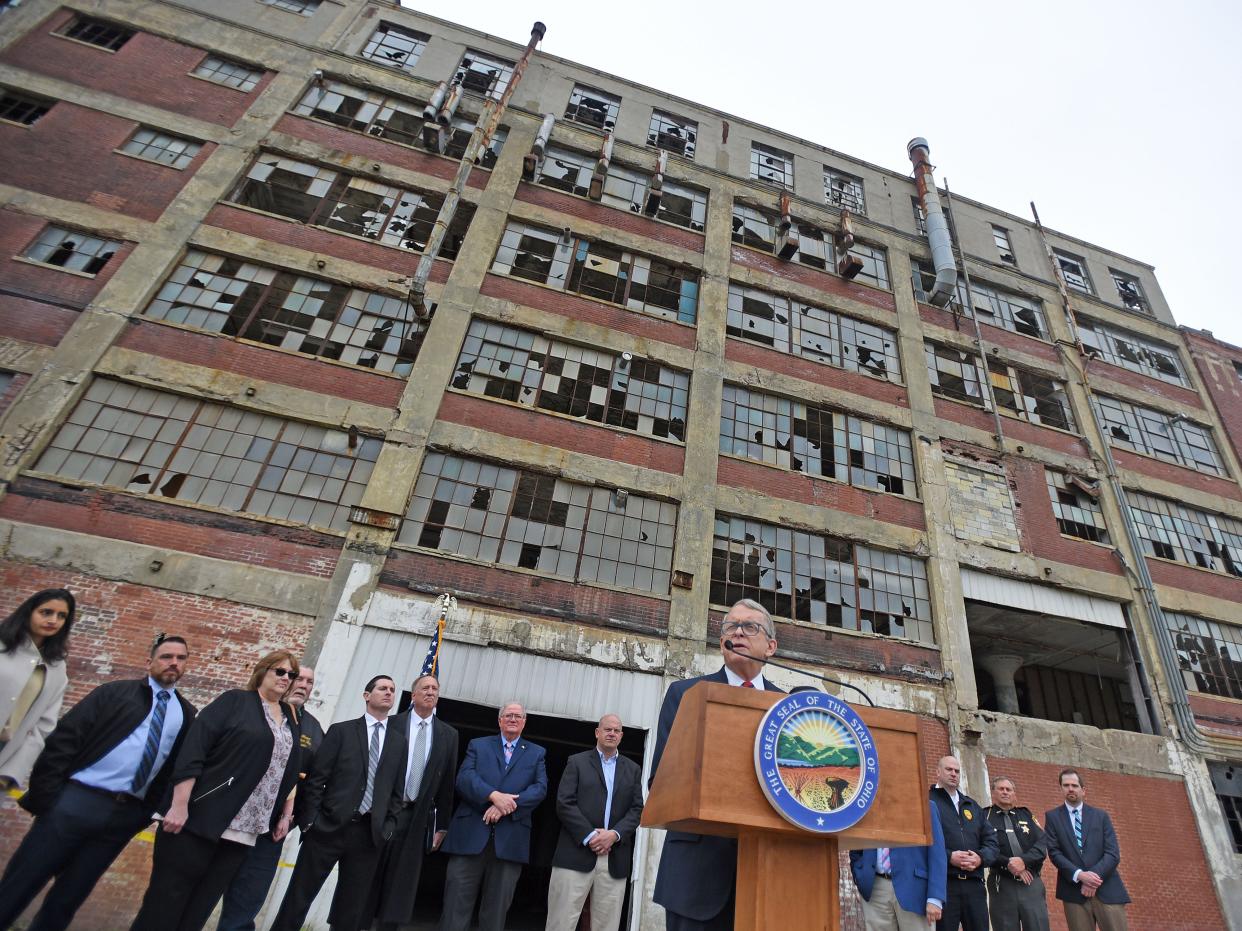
[722,621,770,638]
[270,667,296,678]
[501,713,525,720]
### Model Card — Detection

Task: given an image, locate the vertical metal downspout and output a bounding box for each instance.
[408,21,547,315]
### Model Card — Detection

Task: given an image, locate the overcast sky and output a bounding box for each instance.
[402,0,1242,347]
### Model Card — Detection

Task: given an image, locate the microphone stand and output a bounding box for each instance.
[724,640,875,706]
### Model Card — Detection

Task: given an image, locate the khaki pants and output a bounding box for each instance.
[1063,899,1129,931]
[545,856,627,931]
[861,876,931,931]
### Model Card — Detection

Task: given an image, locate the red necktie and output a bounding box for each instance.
[742,680,755,688]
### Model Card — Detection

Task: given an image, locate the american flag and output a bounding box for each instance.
[419,614,445,678]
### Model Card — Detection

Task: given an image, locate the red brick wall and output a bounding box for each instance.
[1184,329,1242,463]
[1147,557,1242,603]
[1086,360,1206,410]
[983,757,1225,931]
[0,209,132,311]
[723,339,910,408]
[515,183,706,253]
[0,295,78,346]
[1187,692,1242,738]
[2,10,270,126]
[919,302,1061,364]
[0,103,210,221]
[932,396,1091,458]
[1008,457,1122,575]
[730,245,898,314]
[1112,448,1241,502]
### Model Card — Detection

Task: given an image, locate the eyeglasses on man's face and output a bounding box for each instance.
[500,712,525,720]
[269,667,296,679]
[722,620,769,638]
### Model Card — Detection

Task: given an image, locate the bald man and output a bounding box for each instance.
[929,755,997,931]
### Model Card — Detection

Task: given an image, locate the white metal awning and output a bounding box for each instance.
[960,568,1126,629]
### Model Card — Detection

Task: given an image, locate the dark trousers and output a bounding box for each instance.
[130,829,250,931]
[270,818,381,931]
[938,875,989,931]
[0,782,152,931]
[439,837,524,931]
[663,887,736,931]
[216,831,285,931]
[988,872,1051,931]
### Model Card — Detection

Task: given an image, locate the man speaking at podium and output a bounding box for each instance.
[649,598,784,930]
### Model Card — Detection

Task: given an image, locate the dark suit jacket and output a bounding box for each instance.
[300,715,407,847]
[440,733,548,864]
[850,800,948,915]
[651,668,784,921]
[21,678,197,816]
[1043,803,1130,905]
[552,748,645,879]
[368,712,459,925]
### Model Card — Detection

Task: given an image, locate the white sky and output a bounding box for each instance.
[402,0,1242,347]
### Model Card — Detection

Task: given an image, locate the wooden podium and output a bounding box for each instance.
[641,682,931,931]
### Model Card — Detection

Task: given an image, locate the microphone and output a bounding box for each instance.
[724,640,875,706]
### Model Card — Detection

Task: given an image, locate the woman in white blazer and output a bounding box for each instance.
[0,588,76,790]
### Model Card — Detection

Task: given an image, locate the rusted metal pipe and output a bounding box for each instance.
[907,137,957,306]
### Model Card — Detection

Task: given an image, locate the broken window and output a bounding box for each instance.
[989,361,1075,430]
[1209,763,1242,853]
[193,55,262,92]
[750,142,794,190]
[144,249,430,375]
[925,342,985,406]
[57,16,133,51]
[1164,612,1242,701]
[564,84,620,132]
[536,146,594,197]
[1094,395,1223,475]
[911,260,1047,339]
[823,168,865,215]
[258,0,320,14]
[492,221,700,324]
[720,384,914,494]
[0,90,52,126]
[453,319,689,441]
[33,378,378,531]
[1045,470,1109,543]
[23,225,120,276]
[400,452,677,593]
[726,283,901,382]
[911,197,927,236]
[730,202,889,290]
[121,127,202,169]
[1053,249,1093,294]
[1077,317,1183,384]
[1129,491,1242,576]
[360,22,429,70]
[647,110,697,159]
[992,225,1017,266]
[731,202,776,250]
[453,49,515,97]
[1109,268,1150,314]
[710,513,933,642]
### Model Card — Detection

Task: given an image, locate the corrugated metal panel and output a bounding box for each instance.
[960,568,1125,628]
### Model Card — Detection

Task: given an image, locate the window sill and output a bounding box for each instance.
[717,451,920,504]
[187,71,257,94]
[51,33,122,54]
[114,148,191,171]
[488,270,699,330]
[1186,688,1242,706]
[1082,356,1187,390]
[1109,443,1230,482]
[284,112,498,175]
[1141,553,1242,582]
[723,335,904,388]
[11,256,102,279]
[729,238,892,296]
[1055,532,1114,549]
[524,179,706,241]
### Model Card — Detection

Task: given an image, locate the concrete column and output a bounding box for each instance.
[978,653,1025,714]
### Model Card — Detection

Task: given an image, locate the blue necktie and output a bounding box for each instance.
[877,847,891,874]
[131,690,170,793]
[504,741,513,765]
[1071,808,1083,849]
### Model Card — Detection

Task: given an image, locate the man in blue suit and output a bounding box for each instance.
[650,599,784,930]
[439,701,548,931]
[1042,768,1130,931]
[849,801,947,929]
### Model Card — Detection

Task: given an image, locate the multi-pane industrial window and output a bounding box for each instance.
[1077,318,1183,384]
[193,55,262,92]
[1128,491,1242,576]
[911,197,927,236]
[720,384,914,495]
[536,145,706,231]
[57,16,133,51]
[1053,250,1092,294]
[454,49,515,97]
[710,514,933,643]
[1045,470,1109,543]
[564,84,620,132]
[925,343,985,406]
[992,225,1017,265]
[730,203,890,290]
[401,452,677,593]
[1094,396,1222,475]
[726,283,901,382]
[911,260,1047,339]
[121,128,202,169]
[258,0,320,14]
[1109,269,1149,314]
[291,79,507,168]
[492,222,700,325]
[750,142,794,189]
[1164,612,1242,700]
[23,226,120,275]
[823,168,865,214]
[144,249,428,375]
[0,90,52,126]
[1209,763,1242,854]
[647,110,696,159]
[452,319,689,441]
[230,155,475,258]
[34,379,378,532]
[925,343,1073,429]
[360,22,429,70]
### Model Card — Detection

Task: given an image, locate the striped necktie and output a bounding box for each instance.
[1071,807,1083,849]
[360,721,382,814]
[503,741,513,765]
[131,690,170,793]
[405,719,428,801]
[877,847,891,875]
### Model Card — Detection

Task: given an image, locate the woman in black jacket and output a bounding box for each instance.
[130,650,303,931]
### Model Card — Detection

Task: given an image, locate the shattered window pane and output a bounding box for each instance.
[1094,395,1223,475]
[847,240,890,290]
[925,342,986,406]
[453,319,688,441]
[1045,470,1109,543]
[731,202,776,250]
[709,513,933,643]
[0,90,53,126]
[121,128,202,169]
[258,0,320,15]
[360,22,429,70]
[193,55,262,92]
[731,202,889,290]
[992,225,1017,266]
[1130,492,1242,577]
[24,225,120,276]
[564,84,620,132]
[537,146,594,197]
[1053,249,1093,294]
[58,16,133,51]
[32,377,378,532]
[911,260,1046,340]
[648,110,697,159]
[1110,268,1150,314]
[454,49,515,97]
[400,451,676,593]
[658,181,707,232]
[1164,611,1242,700]
[144,249,430,375]
[232,156,340,223]
[988,360,1075,430]
[823,167,865,214]
[1077,317,1183,384]
[750,142,794,190]
[911,197,927,236]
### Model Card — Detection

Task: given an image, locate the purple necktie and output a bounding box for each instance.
[878,847,891,874]
[504,742,513,765]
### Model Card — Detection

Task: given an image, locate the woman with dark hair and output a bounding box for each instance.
[0,588,75,790]
[130,650,303,931]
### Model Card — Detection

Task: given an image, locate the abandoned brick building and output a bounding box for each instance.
[0,1,1239,928]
